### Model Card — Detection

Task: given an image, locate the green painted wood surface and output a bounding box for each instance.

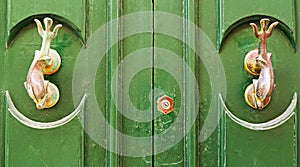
[154,1,184,166]
[85,0,118,166]
[120,0,153,165]
[6,0,86,43]
[219,112,297,166]
[87,0,153,166]
[2,0,87,166]
[197,0,219,166]
[4,21,85,167]
[154,0,198,166]
[217,0,296,51]
[0,0,6,166]
[216,0,299,166]
[218,23,298,166]
[199,0,299,166]
[0,0,299,166]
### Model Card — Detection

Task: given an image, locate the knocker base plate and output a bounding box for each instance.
[44,49,61,75]
[44,82,60,109]
[244,83,271,110]
[244,49,260,76]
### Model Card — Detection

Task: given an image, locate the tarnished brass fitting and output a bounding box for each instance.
[157,95,174,114]
[244,18,278,110]
[24,17,62,109]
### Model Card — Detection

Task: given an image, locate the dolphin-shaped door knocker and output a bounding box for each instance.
[219,18,297,130]
[244,18,278,110]
[6,17,87,129]
[24,17,62,109]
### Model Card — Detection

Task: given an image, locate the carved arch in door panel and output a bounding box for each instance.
[218,15,296,52]
[7,14,84,47]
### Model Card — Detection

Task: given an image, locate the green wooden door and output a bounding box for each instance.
[0,0,299,166]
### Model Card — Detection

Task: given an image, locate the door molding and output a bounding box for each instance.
[219,93,297,130]
[5,91,86,129]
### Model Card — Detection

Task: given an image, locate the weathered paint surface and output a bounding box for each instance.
[0,0,299,166]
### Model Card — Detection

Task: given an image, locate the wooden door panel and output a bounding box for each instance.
[219,114,297,166]
[3,20,85,166]
[198,0,300,166]
[218,24,298,166]
[2,0,87,166]
[216,0,299,166]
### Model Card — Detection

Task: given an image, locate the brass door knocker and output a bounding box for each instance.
[24,17,62,109]
[244,18,278,110]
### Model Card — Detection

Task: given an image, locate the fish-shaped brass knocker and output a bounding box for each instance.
[244,18,278,110]
[24,17,62,109]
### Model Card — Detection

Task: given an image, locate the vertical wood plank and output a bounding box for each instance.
[154,0,199,166]
[197,0,219,166]
[120,0,153,166]
[84,0,111,166]
[0,0,6,166]
[154,1,184,165]
[105,0,120,166]
[183,1,199,166]
[86,0,153,166]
